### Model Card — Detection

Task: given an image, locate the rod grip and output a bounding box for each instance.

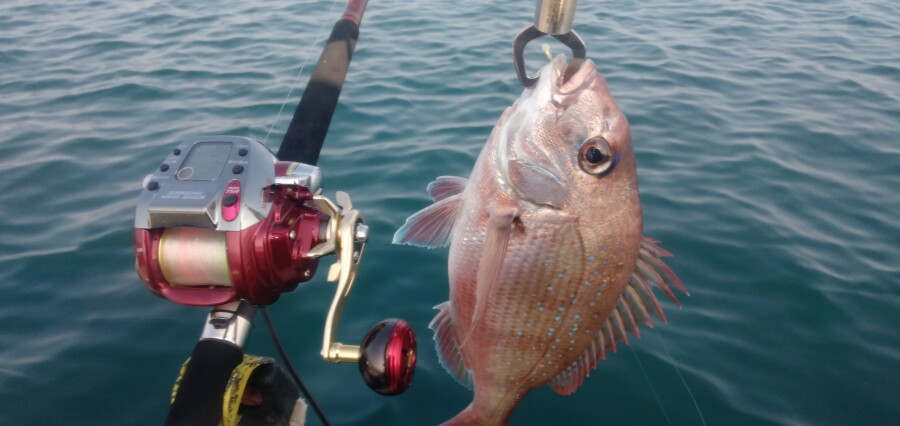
[165,339,244,426]
[277,18,361,165]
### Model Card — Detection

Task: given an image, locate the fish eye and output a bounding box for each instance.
[578,137,614,175]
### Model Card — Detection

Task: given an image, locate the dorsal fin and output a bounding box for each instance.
[548,237,687,395]
[429,302,473,389]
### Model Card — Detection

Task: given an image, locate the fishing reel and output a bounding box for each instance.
[133,135,415,395]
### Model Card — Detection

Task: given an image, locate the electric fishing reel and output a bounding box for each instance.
[133,135,416,395]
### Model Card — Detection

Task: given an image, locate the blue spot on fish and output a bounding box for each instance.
[596,291,603,298]
[593,271,600,276]
[575,314,581,319]
[547,285,553,292]
[558,273,565,278]
[554,316,560,322]
[588,255,596,262]
[558,307,565,312]
[583,280,590,285]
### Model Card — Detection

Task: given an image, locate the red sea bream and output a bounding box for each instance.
[394,56,687,425]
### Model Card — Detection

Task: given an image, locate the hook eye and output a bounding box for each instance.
[513,26,587,88]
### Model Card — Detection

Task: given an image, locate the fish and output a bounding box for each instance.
[393,55,687,425]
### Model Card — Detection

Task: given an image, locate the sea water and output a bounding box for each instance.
[1,0,898,424]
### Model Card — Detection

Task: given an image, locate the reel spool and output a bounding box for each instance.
[134,136,415,395]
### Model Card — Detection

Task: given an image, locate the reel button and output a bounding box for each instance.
[223,194,238,207]
[222,179,241,222]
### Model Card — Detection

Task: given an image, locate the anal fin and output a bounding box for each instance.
[429,302,473,389]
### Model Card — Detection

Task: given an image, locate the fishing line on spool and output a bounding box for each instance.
[262,0,341,146]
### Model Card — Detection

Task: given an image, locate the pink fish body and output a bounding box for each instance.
[394,57,686,425]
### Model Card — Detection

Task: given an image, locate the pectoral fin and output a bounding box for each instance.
[459,207,517,349]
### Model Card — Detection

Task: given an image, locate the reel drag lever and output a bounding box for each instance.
[311,192,417,396]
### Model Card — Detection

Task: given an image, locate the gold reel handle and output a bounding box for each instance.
[309,191,367,362]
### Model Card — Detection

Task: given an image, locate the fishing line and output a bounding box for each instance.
[262,0,341,146]
[260,306,331,426]
[627,344,674,426]
[257,5,341,423]
[653,331,707,426]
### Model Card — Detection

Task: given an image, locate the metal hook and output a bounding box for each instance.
[513,26,587,88]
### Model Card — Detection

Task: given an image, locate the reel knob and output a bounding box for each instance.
[358,319,416,396]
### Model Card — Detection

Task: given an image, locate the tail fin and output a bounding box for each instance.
[440,404,509,426]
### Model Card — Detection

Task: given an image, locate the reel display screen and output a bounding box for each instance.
[177,142,233,181]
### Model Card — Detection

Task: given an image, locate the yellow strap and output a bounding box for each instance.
[221,355,273,426]
[169,355,274,426]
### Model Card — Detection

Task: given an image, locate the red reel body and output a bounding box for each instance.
[133,136,325,306]
[134,184,322,306]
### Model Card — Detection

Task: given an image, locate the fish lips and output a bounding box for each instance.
[535,55,598,97]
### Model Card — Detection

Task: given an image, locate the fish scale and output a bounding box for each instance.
[395,56,687,425]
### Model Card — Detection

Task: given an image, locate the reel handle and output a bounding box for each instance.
[359,319,416,396]
[311,191,417,395]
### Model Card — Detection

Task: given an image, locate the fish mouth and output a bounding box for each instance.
[537,55,598,96]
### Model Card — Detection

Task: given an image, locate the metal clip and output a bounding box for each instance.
[513,26,587,88]
[513,0,586,88]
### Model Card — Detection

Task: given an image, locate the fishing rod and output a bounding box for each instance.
[132,1,417,425]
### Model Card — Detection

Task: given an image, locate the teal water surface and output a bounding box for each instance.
[1,0,898,424]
